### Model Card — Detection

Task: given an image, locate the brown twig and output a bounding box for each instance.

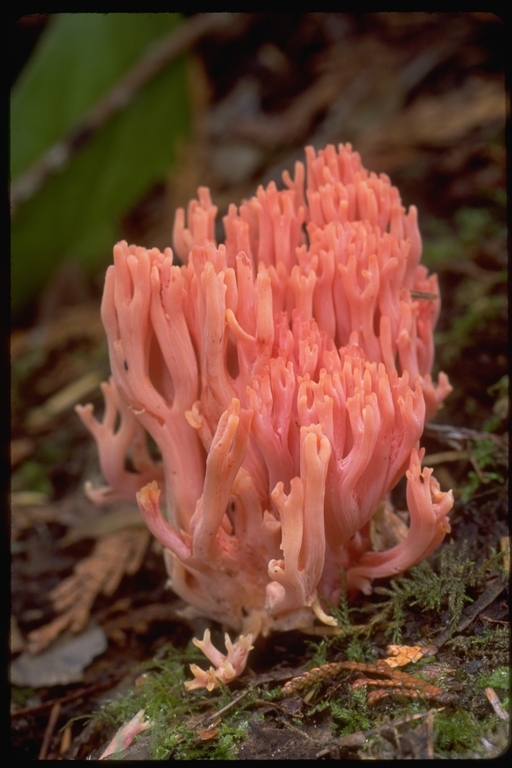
[11,13,239,215]
[434,575,507,648]
[38,701,61,760]
[421,449,469,466]
[11,677,117,718]
[316,708,443,757]
[200,689,250,728]
[26,528,151,654]
[485,687,509,722]
[422,423,507,449]
[37,701,60,760]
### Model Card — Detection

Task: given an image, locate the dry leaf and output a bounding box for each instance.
[385,644,438,667]
[58,504,145,547]
[11,438,36,467]
[11,302,105,360]
[27,528,151,654]
[359,75,505,171]
[27,370,103,431]
[11,624,107,688]
[369,498,409,552]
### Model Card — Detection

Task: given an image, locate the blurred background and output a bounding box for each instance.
[10,13,508,758]
[11,11,507,494]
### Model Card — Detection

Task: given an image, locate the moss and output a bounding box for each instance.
[10,686,37,707]
[459,438,506,503]
[454,375,508,504]
[368,540,504,644]
[86,540,507,759]
[330,688,372,737]
[434,709,485,755]
[93,644,280,760]
[476,667,509,693]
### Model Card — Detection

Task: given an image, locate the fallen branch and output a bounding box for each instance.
[435,575,507,648]
[316,708,442,757]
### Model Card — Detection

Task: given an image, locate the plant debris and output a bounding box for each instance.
[26,528,151,654]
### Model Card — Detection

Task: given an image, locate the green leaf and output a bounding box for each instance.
[11,13,190,315]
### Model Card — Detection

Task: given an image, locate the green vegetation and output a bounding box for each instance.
[459,437,506,503]
[476,666,509,708]
[87,536,508,760]
[11,13,190,316]
[11,459,54,498]
[434,709,487,756]
[457,375,508,503]
[423,207,505,270]
[368,541,504,644]
[94,644,274,760]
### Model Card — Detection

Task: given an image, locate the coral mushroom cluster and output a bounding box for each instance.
[77,143,453,690]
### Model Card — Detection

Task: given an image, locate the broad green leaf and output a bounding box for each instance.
[11,13,190,315]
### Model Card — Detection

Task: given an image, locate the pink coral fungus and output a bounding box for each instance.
[77,143,453,690]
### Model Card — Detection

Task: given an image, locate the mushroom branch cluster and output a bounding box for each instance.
[77,143,453,691]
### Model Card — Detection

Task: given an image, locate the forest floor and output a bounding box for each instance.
[11,13,508,759]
